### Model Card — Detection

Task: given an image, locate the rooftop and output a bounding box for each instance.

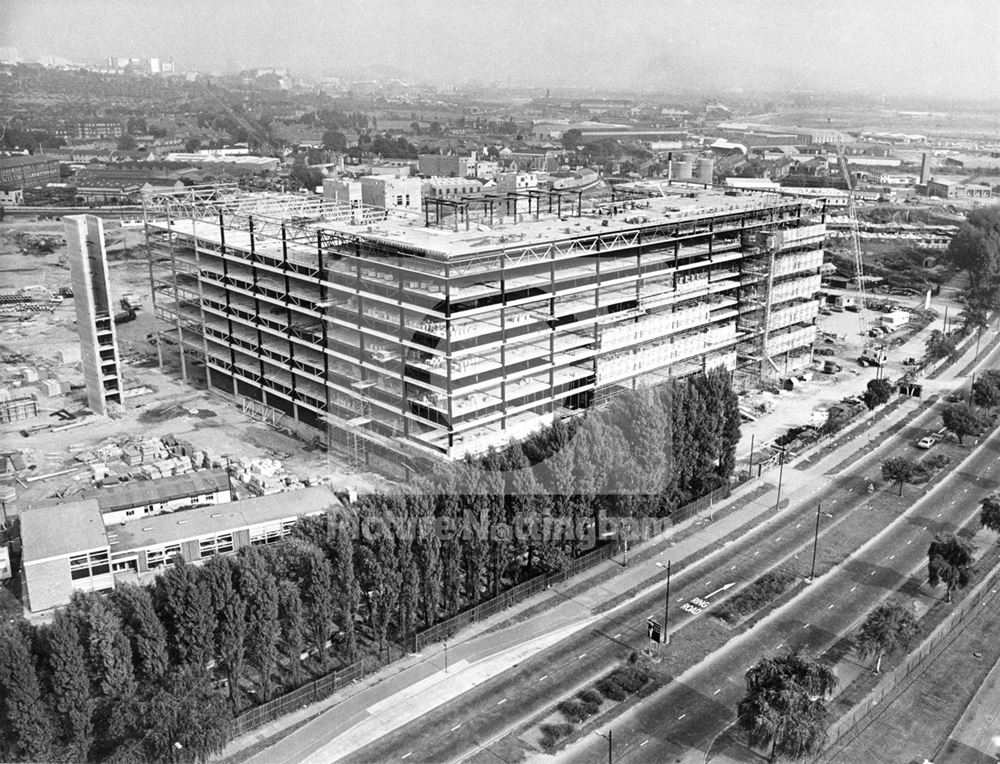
[79,469,231,514]
[21,500,108,562]
[109,485,338,551]
[0,154,58,168]
[145,183,801,261]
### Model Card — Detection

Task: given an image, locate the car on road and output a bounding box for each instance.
[916,434,938,449]
[946,392,965,403]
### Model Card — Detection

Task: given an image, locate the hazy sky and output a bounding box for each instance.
[2,0,999,98]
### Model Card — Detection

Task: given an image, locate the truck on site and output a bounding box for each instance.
[858,345,888,367]
[120,293,142,310]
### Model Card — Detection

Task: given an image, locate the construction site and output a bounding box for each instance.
[141,182,826,467]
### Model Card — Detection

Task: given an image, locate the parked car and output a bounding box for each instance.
[916,435,938,449]
[946,392,965,403]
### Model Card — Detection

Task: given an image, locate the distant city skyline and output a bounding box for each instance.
[2,0,999,99]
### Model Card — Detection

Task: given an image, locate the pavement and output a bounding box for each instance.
[225,297,996,764]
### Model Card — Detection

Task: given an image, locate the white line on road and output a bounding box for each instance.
[924,526,928,530]
[714,689,722,695]
[678,597,685,603]
[776,537,782,541]
[907,539,913,544]
[802,623,809,629]
[851,586,857,592]
[613,633,621,639]
[678,714,686,720]
[828,604,835,609]
[889,555,895,560]
[640,740,649,747]
[402,754,412,760]
[451,723,462,731]
[578,653,587,660]
[730,565,737,570]
[539,675,548,682]
[796,523,802,528]
[775,643,783,649]
[937,513,942,517]
[497,698,508,705]
[831,499,838,504]
[754,551,760,555]
[871,570,877,576]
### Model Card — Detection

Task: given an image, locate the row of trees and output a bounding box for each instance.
[0,371,741,761]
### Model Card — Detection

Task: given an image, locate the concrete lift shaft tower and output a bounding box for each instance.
[64,214,125,416]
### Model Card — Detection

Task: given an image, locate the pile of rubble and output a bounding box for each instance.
[232,457,305,496]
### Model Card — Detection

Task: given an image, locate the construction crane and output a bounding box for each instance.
[838,155,886,368]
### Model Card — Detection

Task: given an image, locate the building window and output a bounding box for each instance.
[249,518,298,546]
[199,533,235,558]
[396,195,403,206]
[69,550,111,580]
[146,544,182,570]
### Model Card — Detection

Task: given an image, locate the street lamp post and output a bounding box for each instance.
[595,729,612,764]
[663,560,671,646]
[774,450,786,512]
[444,641,448,673]
[807,502,822,582]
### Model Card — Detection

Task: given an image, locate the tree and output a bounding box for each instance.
[204,556,247,704]
[330,526,360,660]
[863,378,893,410]
[109,584,169,682]
[0,624,54,762]
[235,548,281,700]
[924,329,957,363]
[154,560,215,669]
[40,612,94,761]
[941,402,983,445]
[972,369,1000,408]
[856,600,919,673]
[737,652,837,762]
[322,129,347,152]
[428,121,443,136]
[981,492,1000,537]
[880,457,918,496]
[183,137,202,153]
[117,134,138,151]
[927,532,974,603]
[946,206,1000,300]
[561,128,583,150]
[278,580,307,687]
[131,666,232,764]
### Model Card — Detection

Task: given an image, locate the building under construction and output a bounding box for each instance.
[142,183,826,466]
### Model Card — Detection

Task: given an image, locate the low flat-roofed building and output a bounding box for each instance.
[21,499,111,612]
[927,179,993,200]
[19,486,338,612]
[0,154,61,188]
[82,468,233,526]
[423,176,483,198]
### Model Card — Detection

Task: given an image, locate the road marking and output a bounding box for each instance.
[776,537,782,541]
[831,499,837,505]
[402,754,412,760]
[907,539,913,544]
[871,570,877,576]
[754,550,760,555]
[451,723,462,731]
[965,488,970,493]
[828,604,835,609]
[613,633,622,639]
[640,740,649,747]
[851,586,857,592]
[713,688,722,695]
[802,623,809,629]
[678,597,686,603]
[937,513,942,517]
[539,675,548,682]
[923,526,928,530]
[796,523,802,528]
[497,698,508,706]
[578,653,587,660]
[889,555,895,560]
[730,565,737,570]
[678,713,686,720]
[775,643,783,649]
